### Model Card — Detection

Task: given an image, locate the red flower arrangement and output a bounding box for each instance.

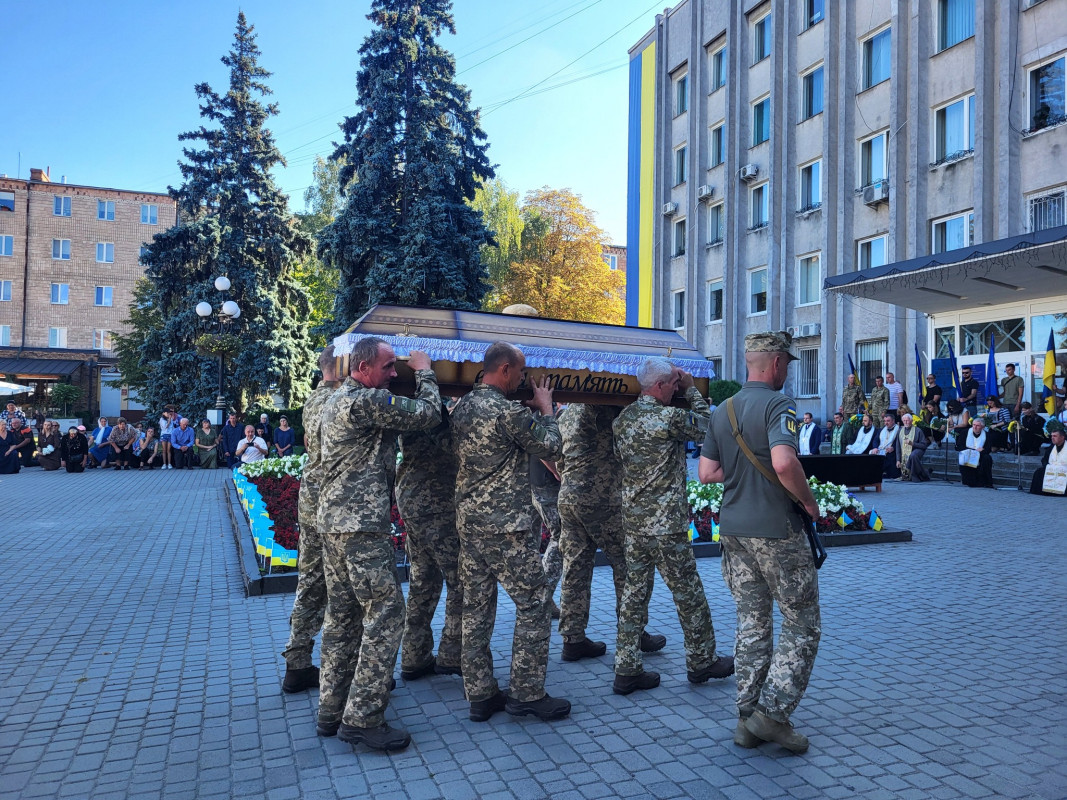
[248,475,301,551]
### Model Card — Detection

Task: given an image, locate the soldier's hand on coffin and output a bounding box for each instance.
[408,350,431,371]
[676,370,695,392]
[528,375,555,416]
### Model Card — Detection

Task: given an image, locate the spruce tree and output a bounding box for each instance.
[130,12,314,415]
[319,0,495,329]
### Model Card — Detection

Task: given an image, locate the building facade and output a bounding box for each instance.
[627,0,1067,418]
[602,243,629,301]
[0,167,177,414]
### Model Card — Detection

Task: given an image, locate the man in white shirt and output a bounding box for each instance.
[797,412,824,456]
[885,372,904,420]
[870,413,901,478]
[237,424,269,464]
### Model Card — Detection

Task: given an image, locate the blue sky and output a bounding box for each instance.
[2,0,663,242]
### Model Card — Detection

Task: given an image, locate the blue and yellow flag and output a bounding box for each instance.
[914,343,924,407]
[869,510,884,532]
[837,511,852,528]
[688,521,699,542]
[947,341,963,398]
[985,334,998,401]
[1042,329,1057,415]
[711,520,720,543]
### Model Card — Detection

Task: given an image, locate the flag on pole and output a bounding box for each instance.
[984,334,998,401]
[869,510,884,532]
[914,343,924,408]
[947,341,963,399]
[711,519,720,542]
[837,511,853,528]
[1042,328,1057,414]
[688,521,699,542]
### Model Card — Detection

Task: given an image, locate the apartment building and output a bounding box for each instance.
[627,0,1067,418]
[0,167,176,410]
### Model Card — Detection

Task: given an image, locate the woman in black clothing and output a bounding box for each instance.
[61,426,89,473]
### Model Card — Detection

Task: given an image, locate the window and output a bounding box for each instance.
[672,290,686,328]
[674,219,687,256]
[798,347,820,397]
[803,0,824,29]
[711,46,727,91]
[139,245,149,260]
[938,0,974,52]
[49,328,67,348]
[749,268,768,314]
[862,28,891,89]
[708,203,725,244]
[753,97,770,145]
[97,200,115,221]
[675,73,688,115]
[753,14,771,63]
[856,339,888,393]
[935,94,975,162]
[861,131,888,186]
[52,239,71,260]
[802,66,824,119]
[798,254,821,305]
[94,330,113,351]
[141,204,159,224]
[710,123,725,167]
[858,235,888,269]
[96,242,115,263]
[50,283,69,304]
[0,280,11,301]
[95,286,114,307]
[961,319,1025,356]
[935,326,955,359]
[708,280,724,322]
[0,191,14,212]
[674,145,687,185]
[0,235,12,256]
[750,183,769,230]
[0,326,8,347]
[799,160,821,211]
[709,357,723,379]
[1029,56,1065,132]
[53,196,71,216]
[932,211,974,253]
[602,253,619,270]
[1029,188,1066,232]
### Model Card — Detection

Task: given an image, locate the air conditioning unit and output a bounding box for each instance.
[662,202,678,216]
[799,322,821,338]
[863,181,889,206]
[787,326,802,338]
[740,164,760,182]
[697,184,715,201]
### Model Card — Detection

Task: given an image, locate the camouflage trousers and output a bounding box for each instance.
[281,501,327,670]
[558,502,651,644]
[318,532,405,729]
[400,512,463,673]
[720,522,821,723]
[533,482,562,595]
[460,525,551,703]
[615,531,717,676]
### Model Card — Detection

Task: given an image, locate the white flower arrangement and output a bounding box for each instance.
[686,481,723,514]
[238,453,307,480]
[686,477,863,519]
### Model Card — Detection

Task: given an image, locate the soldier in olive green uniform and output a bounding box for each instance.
[281,347,338,694]
[841,374,865,418]
[556,403,664,660]
[396,411,463,680]
[612,358,734,695]
[451,342,571,723]
[700,331,821,754]
[869,376,890,425]
[315,337,442,752]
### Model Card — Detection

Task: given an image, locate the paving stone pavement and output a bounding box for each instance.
[0,466,1065,800]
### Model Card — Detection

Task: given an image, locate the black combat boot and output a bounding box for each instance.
[561,637,607,662]
[282,666,319,694]
[612,671,660,695]
[338,722,411,751]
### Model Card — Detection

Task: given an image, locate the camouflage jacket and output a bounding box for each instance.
[316,371,442,535]
[451,383,563,533]
[869,386,890,420]
[298,383,338,507]
[613,387,709,536]
[841,384,865,416]
[557,403,622,510]
[396,412,457,522]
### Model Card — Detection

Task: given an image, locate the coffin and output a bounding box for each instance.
[332,305,715,405]
[799,454,885,489]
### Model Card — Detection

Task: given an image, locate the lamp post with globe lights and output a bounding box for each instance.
[194,276,241,425]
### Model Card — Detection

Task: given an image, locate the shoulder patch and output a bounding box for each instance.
[384,395,419,413]
[785,405,797,417]
[782,415,799,436]
[528,418,548,443]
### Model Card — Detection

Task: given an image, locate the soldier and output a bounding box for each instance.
[557,403,666,661]
[451,341,571,723]
[869,375,890,424]
[396,406,464,681]
[530,453,563,617]
[315,337,442,752]
[699,331,821,754]
[612,359,734,694]
[841,373,865,418]
[281,346,338,694]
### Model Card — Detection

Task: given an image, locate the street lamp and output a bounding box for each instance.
[194,276,240,426]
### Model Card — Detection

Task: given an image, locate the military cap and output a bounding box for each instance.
[744,331,798,361]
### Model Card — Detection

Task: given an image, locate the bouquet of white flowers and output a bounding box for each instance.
[238,453,307,480]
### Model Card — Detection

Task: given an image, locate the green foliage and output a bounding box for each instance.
[318,0,495,331]
[127,12,315,416]
[50,383,82,416]
[109,278,158,394]
[194,333,242,356]
[470,178,524,308]
[292,156,345,347]
[708,379,743,405]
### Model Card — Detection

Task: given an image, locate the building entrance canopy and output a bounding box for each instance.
[0,357,83,379]
[824,225,1067,314]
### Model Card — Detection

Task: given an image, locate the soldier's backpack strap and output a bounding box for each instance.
[725,397,826,569]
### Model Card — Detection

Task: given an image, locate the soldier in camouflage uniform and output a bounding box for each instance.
[556,403,665,661]
[530,454,563,615]
[396,409,464,681]
[451,341,571,723]
[841,373,865,418]
[700,331,821,754]
[869,376,890,425]
[315,337,442,752]
[612,358,734,695]
[281,346,338,694]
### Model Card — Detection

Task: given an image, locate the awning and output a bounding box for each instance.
[823,224,1067,314]
[0,358,84,378]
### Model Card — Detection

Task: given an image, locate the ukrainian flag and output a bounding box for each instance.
[1042,329,1057,415]
[711,520,720,543]
[688,521,699,542]
[948,341,963,399]
[837,511,853,528]
[869,510,884,532]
